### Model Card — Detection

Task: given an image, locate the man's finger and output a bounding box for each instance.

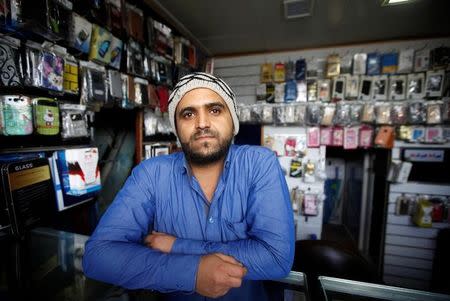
[222,262,246,279]
[224,275,243,288]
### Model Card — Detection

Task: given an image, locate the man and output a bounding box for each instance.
[83,72,295,300]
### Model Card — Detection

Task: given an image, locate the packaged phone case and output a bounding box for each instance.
[0,35,22,86]
[381,53,398,74]
[294,103,306,125]
[40,50,64,92]
[307,80,318,102]
[296,81,307,102]
[353,53,367,75]
[239,105,251,123]
[398,125,412,141]
[374,126,395,149]
[334,102,351,126]
[326,54,340,78]
[1,95,33,135]
[345,75,359,99]
[69,13,92,54]
[397,49,414,74]
[425,70,444,98]
[425,127,444,144]
[275,83,285,103]
[317,79,330,102]
[350,102,363,125]
[284,80,297,102]
[371,75,388,101]
[366,52,381,75]
[332,127,344,146]
[358,76,372,101]
[320,127,333,146]
[285,61,295,81]
[261,104,273,124]
[426,101,443,124]
[295,59,307,81]
[134,77,149,107]
[89,24,113,64]
[63,55,79,95]
[408,101,426,124]
[106,0,122,34]
[321,103,335,126]
[391,102,407,125]
[23,41,44,88]
[32,97,59,135]
[359,125,374,148]
[375,102,392,125]
[126,39,144,77]
[410,126,425,143]
[306,102,322,125]
[414,49,430,72]
[406,73,425,99]
[80,61,107,111]
[274,62,285,83]
[388,75,406,100]
[332,76,345,101]
[107,69,123,101]
[125,3,144,43]
[307,127,320,148]
[361,102,375,123]
[108,35,123,70]
[260,63,273,83]
[344,126,359,150]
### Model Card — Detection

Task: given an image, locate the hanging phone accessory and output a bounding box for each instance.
[32,97,59,135]
[358,76,372,101]
[1,95,33,135]
[406,73,425,99]
[345,75,359,99]
[388,75,406,100]
[69,13,92,54]
[0,35,22,87]
[425,70,445,98]
[353,53,367,75]
[332,76,345,101]
[63,54,79,95]
[371,75,388,101]
[60,104,90,139]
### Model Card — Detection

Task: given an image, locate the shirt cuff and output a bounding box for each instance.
[159,254,202,293]
[172,238,208,255]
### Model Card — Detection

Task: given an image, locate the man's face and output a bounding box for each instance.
[175,88,234,165]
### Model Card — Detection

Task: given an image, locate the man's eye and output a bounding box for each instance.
[183,112,194,118]
[210,108,221,114]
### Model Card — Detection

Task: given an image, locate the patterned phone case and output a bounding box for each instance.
[33,97,60,135]
[1,95,33,135]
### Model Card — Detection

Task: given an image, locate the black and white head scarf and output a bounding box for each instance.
[168,72,239,135]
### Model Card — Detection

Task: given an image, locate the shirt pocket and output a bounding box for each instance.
[222,220,248,241]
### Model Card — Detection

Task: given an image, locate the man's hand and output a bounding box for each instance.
[144,231,176,253]
[195,253,247,298]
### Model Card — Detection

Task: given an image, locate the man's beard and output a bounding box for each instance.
[181,128,232,166]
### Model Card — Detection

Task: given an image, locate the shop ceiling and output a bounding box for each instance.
[145,0,450,57]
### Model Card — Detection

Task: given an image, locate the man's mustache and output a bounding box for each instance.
[191,129,219,140]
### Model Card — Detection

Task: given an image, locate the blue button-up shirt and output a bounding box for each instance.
[83,144,295,300]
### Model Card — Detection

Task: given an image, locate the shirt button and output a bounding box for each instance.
[208,217,214,224]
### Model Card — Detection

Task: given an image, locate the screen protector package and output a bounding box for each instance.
[406,73,425,100]
[1,95,32,135]
[69,13,92,54]
[0,35,22,87]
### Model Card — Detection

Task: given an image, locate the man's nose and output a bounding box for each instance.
[196,110,211,129]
